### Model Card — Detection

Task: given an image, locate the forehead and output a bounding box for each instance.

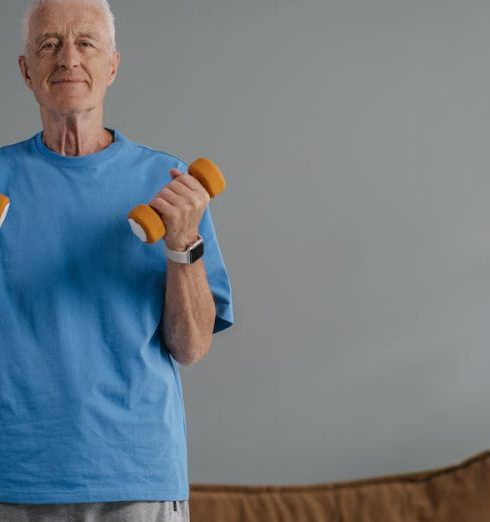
[30,2,106,39]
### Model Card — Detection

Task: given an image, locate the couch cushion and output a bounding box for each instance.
[189,448,490,521]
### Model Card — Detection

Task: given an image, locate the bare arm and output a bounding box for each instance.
[162,256,216,366]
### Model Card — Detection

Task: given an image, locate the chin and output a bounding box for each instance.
[49,99,92,113]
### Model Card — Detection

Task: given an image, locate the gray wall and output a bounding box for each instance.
[2,0,490,486]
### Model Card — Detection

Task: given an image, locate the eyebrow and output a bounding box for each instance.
[35,31,99,44]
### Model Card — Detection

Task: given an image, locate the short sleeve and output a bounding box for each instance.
[179,160,234,334]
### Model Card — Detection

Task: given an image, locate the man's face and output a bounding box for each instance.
[18,1,120,116]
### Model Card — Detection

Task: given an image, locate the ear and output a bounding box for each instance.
[18,55,33,91]
[106,51,121,87]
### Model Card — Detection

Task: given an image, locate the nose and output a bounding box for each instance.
[56,40,81,69]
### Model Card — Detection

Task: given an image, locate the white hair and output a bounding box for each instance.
[21,0,117,54]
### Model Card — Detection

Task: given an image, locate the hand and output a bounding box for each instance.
[148,167,210,251]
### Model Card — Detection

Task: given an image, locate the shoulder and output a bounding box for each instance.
[0,135,34,156]
[0,136,36,175]
[124,135,188,171]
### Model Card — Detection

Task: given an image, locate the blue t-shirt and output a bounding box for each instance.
[0,128,234,504]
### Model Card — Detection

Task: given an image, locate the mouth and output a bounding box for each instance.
[52,80,85,84]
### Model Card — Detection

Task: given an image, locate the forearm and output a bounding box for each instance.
[163,257,216,366]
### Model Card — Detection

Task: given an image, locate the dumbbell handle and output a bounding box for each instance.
[127,157,226,244]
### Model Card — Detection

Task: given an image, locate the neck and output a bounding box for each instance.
[39,106,113,156]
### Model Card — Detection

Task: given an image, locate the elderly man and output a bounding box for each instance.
[0,0,234,520]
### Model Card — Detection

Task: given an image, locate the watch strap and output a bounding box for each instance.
[164,234,204,264]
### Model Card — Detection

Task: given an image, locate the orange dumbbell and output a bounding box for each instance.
[127,157,226,243]
[0,194,10,228]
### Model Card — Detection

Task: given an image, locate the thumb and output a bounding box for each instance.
[170,168,183,177]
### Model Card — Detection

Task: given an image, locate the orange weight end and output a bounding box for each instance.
[127,204,166,243]
[0,194,9,211]
[188,158,226,198]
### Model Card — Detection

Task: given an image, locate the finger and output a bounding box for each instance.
[164,180,190,197]
[165,179,206,205]
[150,190,179,208]
[170,173,210,198]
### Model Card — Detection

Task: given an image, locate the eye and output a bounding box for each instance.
[80,41,94,47]
[41,42,56,50]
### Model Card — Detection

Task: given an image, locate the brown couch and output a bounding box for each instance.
[189,448,490,521]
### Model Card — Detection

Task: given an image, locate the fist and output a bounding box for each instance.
[148,168,210,251]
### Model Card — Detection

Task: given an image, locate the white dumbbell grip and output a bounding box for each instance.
[0,202,10,228]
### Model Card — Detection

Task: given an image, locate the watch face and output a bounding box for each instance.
[189,240,204,263]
